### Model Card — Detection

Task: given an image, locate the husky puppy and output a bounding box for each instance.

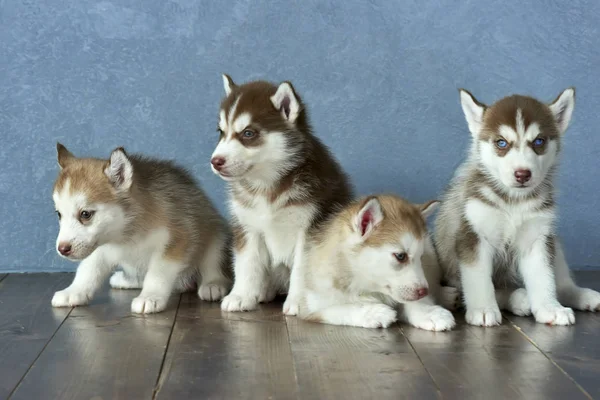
[51,144,231,314]
[297,194,456,330]
[210,75,353,315]
[434,88,600,326]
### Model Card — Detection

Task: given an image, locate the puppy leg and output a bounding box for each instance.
[554,239,600,311]
[221,231,270,312]
[304,302,397,329]
[399,296,456,331]
[198,232,232,301]
[52,251,114,307]
[495,288,531,316]
[131,255,185,314]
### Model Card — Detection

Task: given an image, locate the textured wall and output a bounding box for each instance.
[2,0,600,272]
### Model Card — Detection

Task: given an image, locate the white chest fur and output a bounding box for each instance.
[100,228,170,270]
[465,199,554,251]
[232,196,316,266]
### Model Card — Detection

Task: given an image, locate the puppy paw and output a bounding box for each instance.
[507,288,531,316]
[109,271,142,289]
[466,306,502,327]
[567,288,600,311]
[131,295,168,314]
[52,289,91,307]
[198,281,230,301]
[221,293,258,312]
[283,296,300,316]
[534,304,575,326]
[358,304,397,329]
[440,286,460,311]
[410,306,456,331]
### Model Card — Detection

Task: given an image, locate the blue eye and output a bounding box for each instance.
[242,130,255,139]
[533,138,545,147]
[496,139,508,149]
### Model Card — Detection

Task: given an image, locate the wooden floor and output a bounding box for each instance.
[1,272,600,400]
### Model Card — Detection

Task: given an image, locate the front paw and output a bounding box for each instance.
[507,288,531,316]
[131,295,169,314]
[283,296,300,316]
[198,281,230,301]
[571,288,600,312]
[221,293,258,312]
[411,306,456,331]
[466,305,502,327]
[51,289,91,307]
[533,304,575,325]
[440,286,460,311]
[109,271,141,289]
[358,304,398,329]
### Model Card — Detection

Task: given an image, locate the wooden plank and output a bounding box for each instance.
[505,271,600,399]
[287,317,440,400]
[155,294,297,400]
[10,282,180,400]
[0,273,72,400]
[402,316,589,400]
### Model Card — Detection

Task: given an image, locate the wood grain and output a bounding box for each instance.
[155,293,297,400]
[0,273,72,400]
[287,317,440,400]
[10,283,180,400]
[504,271,600,399]
[402,315,589,400]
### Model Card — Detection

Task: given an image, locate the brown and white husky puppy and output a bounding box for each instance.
[298,194,456,331]
[210,75,353,315]
[51,144,231,313]
[434,88,600,326]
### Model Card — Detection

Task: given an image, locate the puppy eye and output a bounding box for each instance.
[242,130,256,139]
[495,139,508,149]
[393,252,409,263]
[80,210,94,220]
[532,137,545,147]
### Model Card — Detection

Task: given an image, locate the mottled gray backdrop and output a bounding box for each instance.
[2,0,599,271]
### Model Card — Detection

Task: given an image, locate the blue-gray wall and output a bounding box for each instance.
[2,0,599,272]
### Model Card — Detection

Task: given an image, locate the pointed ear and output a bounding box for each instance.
[222,74,236,96]
[56,142,75,169]
[354,197,384,239]
[104,147,133,191]
[419,200,440,219]
[270,81,301,123]
[459,89,486,137]
[549,87,575,135]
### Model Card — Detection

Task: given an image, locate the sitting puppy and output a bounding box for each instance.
[434,88,600,326]
[51,144,231,313]
[297,194,456,331]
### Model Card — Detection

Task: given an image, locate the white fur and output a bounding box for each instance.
[435,88,600,327]
[270,82,300,123]
[52,188,229,314]
[54,183,128,261]
[105,149,133,191]
[549,87,575,134]
[298,199,456,331]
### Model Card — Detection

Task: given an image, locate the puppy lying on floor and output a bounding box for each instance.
[297,194,456,331]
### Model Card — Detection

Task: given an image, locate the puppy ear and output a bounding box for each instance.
[56,142,75,169]
[104,147,133,191]
[222,74,236,96]
[459,89,486,137]
[270,81,301,123]
[419,200,440,219]
[354,197,384,239]
[549,87,575,135]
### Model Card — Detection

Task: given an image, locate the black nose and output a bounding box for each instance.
[211,157,226,171]
[514,169,532,184]
[58,243,72,256]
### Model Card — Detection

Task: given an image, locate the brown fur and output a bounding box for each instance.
[221,78,354,234]
[54,144,230,276]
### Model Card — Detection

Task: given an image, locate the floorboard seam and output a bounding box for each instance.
[0,274,8,284]
[284,317,301,400]
[399,326,443,399]
[506,316,594,400]
[6,306,74,400]
[152,294,182,400]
